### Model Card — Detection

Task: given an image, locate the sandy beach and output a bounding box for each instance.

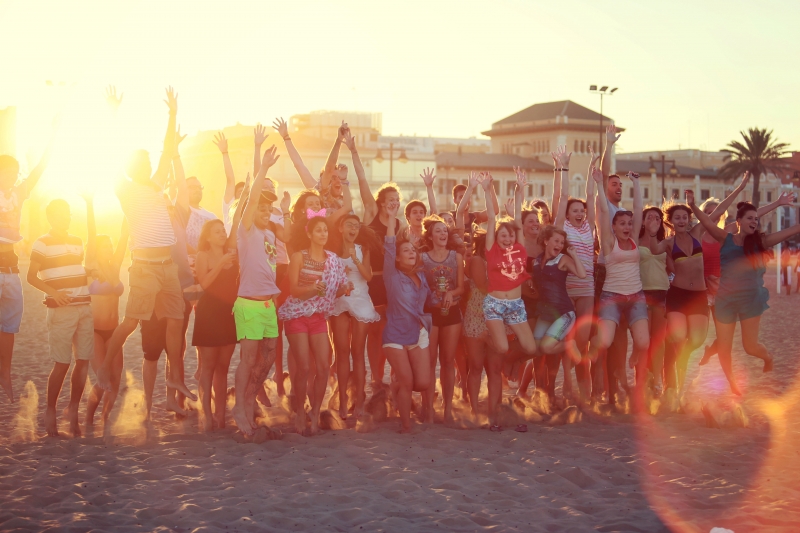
[1,269,799,532]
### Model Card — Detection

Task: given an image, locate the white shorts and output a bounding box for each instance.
[382,328,429,351]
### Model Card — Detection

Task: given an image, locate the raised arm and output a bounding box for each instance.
[226,174,251,247]
[172,126,190,212]
[320,121,346,191]
[456,172,479,234]
[630,172,643,245]
[272,117,316,188]
[483,173,496,251]
[241,146,280,230]
[420,167,438,215]
[328,182,353,225]
[513,169,525,243]
[764,224,800,248]
[552,146,572,228]
[272,192,293,244]
[601,125,620,192]
[474,175,500,224]
[19,130,56,196]
[213,132,237,204]
[758,190,796,218]
[342,129,377,222]
[586,147,600,230]
[152,87,178,189]
[686,189,728,242]
[592,165,614,254]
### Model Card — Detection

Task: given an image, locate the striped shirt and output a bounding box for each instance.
[117,181,176,250]
[564,219,595,297]
[30,234,90,305]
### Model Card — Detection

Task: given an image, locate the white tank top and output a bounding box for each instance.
[604,238,642,295]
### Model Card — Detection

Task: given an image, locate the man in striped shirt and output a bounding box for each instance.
[95,87,196,404]
[27,199,93,437]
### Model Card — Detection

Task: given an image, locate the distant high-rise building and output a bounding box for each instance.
[0,106,16,158]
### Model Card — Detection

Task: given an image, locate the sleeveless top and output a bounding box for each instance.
[703,238,721,278]
[564,219,595,297]
[639,247,669,291]
[421,249,460,308]
[671,234,703,262]
[604,238,642,295]
[533,253,574,320]
[299,249,326,287]
[717,233,768,302]
[201,258,239,306]
[332,245,380,323]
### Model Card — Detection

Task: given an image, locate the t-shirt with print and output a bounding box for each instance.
[185,206,218,250]
[117,180,176,250]
[237,222,280,298]
[30,233,90,306]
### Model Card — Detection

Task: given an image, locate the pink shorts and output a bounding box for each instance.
[284,313,328,336]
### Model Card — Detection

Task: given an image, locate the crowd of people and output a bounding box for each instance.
[1,87,797,437]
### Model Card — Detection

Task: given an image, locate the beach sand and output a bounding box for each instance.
[1,270,799,532]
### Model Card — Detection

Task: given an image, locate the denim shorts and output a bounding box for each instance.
[0,273,23,334]
[533,311,576,341]
[598,290,648,326]
[483,295,528,326]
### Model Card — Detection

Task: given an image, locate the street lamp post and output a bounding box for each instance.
[589,85,618,152]
[648,155,679,201]
[374,142,408,182]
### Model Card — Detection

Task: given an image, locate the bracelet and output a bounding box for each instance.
[221,151,228,155]
[352,258,361,266]
[554,168,561,172]
[561,168,569,171]
[283,136,291,141]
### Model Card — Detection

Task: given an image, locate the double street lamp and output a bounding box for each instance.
[649,155,679,200]
[589,85,618,150]
[374,142,408,182]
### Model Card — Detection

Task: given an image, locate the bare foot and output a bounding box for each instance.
[615,369,631,393]
[729,382,743,396]
[68,404,81,437]
[699,345,715,366]
[44,407,59,437]
[276,372,288,397]
[232,404,254,436]
[294,409,307,434]
[339,408,348,421]
[0,374,13,403]
[166,378,197,402]
[166,397,188,417]
[201,414,213,432]
[443,409,455,427]
[309,411,320,435]
[257,384,271,407]
[214,414,226,430]
[762,354,774,373]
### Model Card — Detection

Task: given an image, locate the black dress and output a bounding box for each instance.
[192,259,239,347]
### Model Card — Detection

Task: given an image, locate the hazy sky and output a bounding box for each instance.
[2,0,799,165]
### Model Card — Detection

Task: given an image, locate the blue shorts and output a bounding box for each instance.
[533,311,576,342]
[0,273,23,334]
[597,290,648,326]
[483,295,527,326]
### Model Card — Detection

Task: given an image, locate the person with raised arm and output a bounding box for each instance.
[402,199,427,248]
[688,190,800,395]
[482,172,537,361]
[554,147,598,400]
[95,87,195,405]
[646,174,750,394]
[192,192,243,430]
[231,146,286,435]
[421,167,439,217]
[273,117,350,212]
[279,216,349,436]
[588,166,650,411]
[698,187,795,366]
[0,127,55,403]
[83,195,129,427]
[212,131,247,234]
[330,215,380,420]
[450,171,500,234]
[28,199,93,437]
[418,214,465,425]
[381,201,432,433]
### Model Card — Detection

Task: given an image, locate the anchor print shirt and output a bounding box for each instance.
[486,242,530,293]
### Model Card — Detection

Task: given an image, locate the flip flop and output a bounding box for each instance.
[489,424,502,432]
[515,424,528,433]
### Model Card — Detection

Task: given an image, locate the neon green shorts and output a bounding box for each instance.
[233,297,279,341]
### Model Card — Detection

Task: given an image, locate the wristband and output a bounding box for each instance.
[221,151,228,155]
[283,136,291,141]
[554,168,561,172]
[561,168,569,171]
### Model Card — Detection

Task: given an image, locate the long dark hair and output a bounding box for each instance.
[471,227,487,259]
[332,214,381,257]
[289,189,322,251]
[419,215,453,253]
[197,219,227,252]
[640,206,666,241]
[737,202,772,268]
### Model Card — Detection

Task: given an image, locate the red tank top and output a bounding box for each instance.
[702,239,721,277]
[486,242,530,292]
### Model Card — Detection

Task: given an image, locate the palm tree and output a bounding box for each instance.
[718,128,790,207]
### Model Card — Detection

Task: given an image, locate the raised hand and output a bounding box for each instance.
[272,117,289,139]
[684,189,696,206]
[590,165,603,183]
[104,85,123,111]
[261,145,280,169]
[280,191,291,212]
[254,124,268,146]
[626,171,640,181]
[513,166,527,187]
[736,171,751,190]
[241,173,252,200]
[213,132,228,153]
[589,146,601,167]
[504,196,515,216]
[164,86,178,115]
[480,172,494,191]
[566,245,578,258]
[338,120,349,141]
[342,129,356,151]
[606,124,620,146]
[175,125,187,148]
[387,201,400,219]
[420,167,436,187]
[468,171,481,188]
[553,145,572,169]
[778,191,796,206]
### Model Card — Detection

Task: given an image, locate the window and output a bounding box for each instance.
[547,140,550,151]
[644,187,649,199]
[767,191,773,202]
[671,189,679,199]
[574,140,579,152]
[540,184,545,196]
[593,141,598,153]
[506,181,515,197]
[580,140,585,153]
[701,189,710,200]
[527,184,533,197]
